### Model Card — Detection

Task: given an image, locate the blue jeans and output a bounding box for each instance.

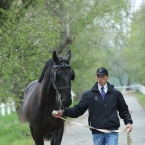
[92,132,118,145]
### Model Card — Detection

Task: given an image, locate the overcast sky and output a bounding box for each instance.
[133,0,142,10]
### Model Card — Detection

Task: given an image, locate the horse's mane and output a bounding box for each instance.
[38,59,54,82]
[38,57,69,83]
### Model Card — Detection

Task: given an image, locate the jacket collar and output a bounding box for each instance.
[91,82,114,93]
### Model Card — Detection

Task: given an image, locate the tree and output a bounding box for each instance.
[0,0,132,121]
[0,1,60,122]
[124,4,145,85]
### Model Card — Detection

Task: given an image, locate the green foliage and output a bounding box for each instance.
[123,4,145,85]
[0,0,133,118]
[0,2,60,103]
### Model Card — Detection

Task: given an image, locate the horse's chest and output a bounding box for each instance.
[46,117,63,130]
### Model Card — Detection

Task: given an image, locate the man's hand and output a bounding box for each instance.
[126,123,133,132]
[52,110,63,118]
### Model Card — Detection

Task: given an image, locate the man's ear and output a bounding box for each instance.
[71,69,75,80]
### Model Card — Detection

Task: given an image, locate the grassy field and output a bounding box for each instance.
[0,101,78,145]
[0,112,34,145]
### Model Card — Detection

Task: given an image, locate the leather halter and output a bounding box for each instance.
[50,64,72,109]
[50,64,71,91]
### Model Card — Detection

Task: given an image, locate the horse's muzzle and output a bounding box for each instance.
[61,100,72,108]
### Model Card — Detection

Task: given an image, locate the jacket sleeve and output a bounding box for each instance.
[117,91,133,125]
[63,92,88,118]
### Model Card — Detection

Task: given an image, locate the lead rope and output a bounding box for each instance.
[56,92,62,110]
[53,111,132,145]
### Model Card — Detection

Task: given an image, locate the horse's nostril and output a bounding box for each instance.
[62,101,66,105]
[62,101,69,107]
[61,102,66,109]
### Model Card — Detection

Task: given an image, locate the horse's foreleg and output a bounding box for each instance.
[31,129,44,145]
[51,124,64,145]
[50,133,54,145]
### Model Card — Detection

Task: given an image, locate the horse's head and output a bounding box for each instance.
[51,50,75,109]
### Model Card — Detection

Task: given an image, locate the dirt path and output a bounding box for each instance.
[45,92,145,145]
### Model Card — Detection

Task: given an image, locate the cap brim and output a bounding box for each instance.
[96,73,105,76]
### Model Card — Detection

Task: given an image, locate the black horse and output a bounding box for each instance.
[23,50,75,145]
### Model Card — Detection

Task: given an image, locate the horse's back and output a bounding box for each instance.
[23,80,39,123]
[24,80,38,96]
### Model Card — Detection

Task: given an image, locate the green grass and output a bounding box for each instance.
[134,90,145,108]
[0,112,33,145]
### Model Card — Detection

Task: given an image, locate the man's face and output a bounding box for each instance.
[96,74,109,86]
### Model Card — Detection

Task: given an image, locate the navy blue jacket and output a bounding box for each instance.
[63,82,133,134]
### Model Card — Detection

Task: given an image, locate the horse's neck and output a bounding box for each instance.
[40,73,57,113]
[38,59,53,83]
[40,67,52,97]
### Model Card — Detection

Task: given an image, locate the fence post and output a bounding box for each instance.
[7,102,11,115]
[71,90,76,102]
[12,101,15,111]
[1,103,5,116]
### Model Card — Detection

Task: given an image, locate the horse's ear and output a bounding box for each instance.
[66,50,71,62]
[71,69,75,80]
[53,51,59,64]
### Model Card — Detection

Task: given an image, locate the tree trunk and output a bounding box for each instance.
[127,78,131,86]
[16,103,27,123]
[126,78,131,90]
[74,93,82,101]
[57,37,75,54]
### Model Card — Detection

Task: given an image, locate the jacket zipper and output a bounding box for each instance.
[90,116,95,126]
